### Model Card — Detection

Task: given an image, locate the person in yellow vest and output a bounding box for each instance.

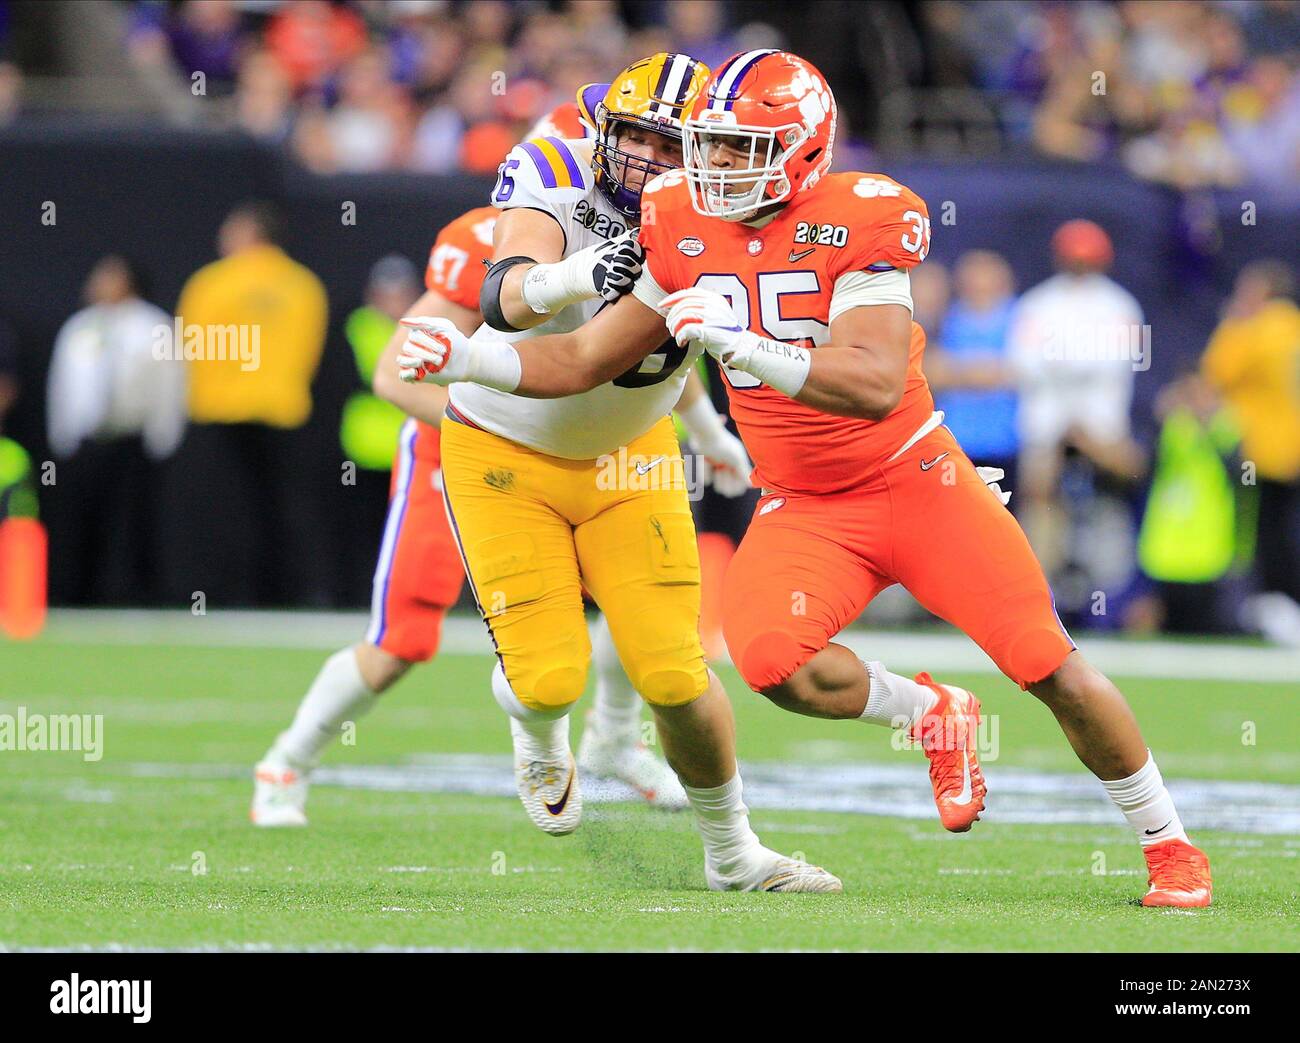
[1201,259,1300,605]
[167,201,330,605]
[339,255,420,601]
[340,255,419,472]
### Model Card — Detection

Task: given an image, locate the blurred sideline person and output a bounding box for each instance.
[926,250,1020,491]
[1133,374,1247,635]
[400,54,839,892]
[45,256,183,603]
[338,254,423,603]
[167,201,328,606]
[1007,220,1147,619]
[253,89,745,828]
[1201,259,1300,641]
[0,321,37,521]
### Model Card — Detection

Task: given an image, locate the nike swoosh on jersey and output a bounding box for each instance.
[787,248,816,263]
[636,456,667,475]
[919,452,950,471]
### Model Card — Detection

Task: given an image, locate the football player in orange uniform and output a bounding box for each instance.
[403,50,1212,908]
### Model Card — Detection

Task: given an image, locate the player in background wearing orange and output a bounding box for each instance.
[252,95,743,825]
[402,50,1212,908]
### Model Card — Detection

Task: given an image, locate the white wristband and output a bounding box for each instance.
[730,333,811,398]
[520,247,597,316]
[466,339,523,393]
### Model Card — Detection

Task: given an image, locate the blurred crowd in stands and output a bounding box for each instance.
[1,0,1295,193]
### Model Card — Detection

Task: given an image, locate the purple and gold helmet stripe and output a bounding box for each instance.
[709,49,778,111]
[649,52,700,121]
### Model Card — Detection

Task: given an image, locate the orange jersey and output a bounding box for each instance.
[425,205,497,308]
[639,170,934,495]
[416,206,496,458]
[526,99,596,141]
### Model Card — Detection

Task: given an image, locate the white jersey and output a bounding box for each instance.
[450,136,699,460]
[1006,272,1144,449]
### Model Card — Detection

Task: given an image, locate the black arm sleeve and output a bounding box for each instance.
[479,255,537,333]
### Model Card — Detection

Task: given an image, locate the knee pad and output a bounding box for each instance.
[733,628,810,693]
[491,660,583,720]
[384,604,448,664]
[531,662,588,709]
[636,662,706,707]
[998,626,1074,690]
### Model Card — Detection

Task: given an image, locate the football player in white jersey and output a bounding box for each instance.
[251,95,740,826]
[399,52,841,892]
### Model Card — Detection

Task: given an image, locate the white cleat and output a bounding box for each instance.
[251,759,309,828]
[577,715,688,810]
[705,844,843,893]
[511,718,582,836]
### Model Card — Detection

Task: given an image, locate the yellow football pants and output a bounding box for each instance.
[440,414,708,713]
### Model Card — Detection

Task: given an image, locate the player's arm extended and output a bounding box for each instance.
[481,209,643,333]
[511,291,670,397]
[396,289,669,398]
[372,287,479,426]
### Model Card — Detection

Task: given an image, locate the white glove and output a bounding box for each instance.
[522,230,644,315]
[976,465,1012,505]
[396,317,521,392]
[677,396,752,498]
[659,287,812,399]
[658,288,750,365]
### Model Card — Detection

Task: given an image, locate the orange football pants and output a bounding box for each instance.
[724,425,1075,691]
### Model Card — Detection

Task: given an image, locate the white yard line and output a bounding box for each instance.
[128,755,1300,835]
[34,608,1300,683]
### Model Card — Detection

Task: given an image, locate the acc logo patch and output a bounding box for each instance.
[676,236,705,257]
[758,496,786,516]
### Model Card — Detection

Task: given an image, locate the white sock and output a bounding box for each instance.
[273,647,376,769]
[1100,751,1188,847]
[492,661,570,756]
[589,614,643,744]
[509,713,570,760]
[859,660,938,729]
[684,771,761,870]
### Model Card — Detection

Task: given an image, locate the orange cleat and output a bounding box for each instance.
[1141,838,1212,908]
[911,673,986,832]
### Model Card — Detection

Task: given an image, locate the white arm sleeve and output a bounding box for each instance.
[631,263,669,312]
[828,268,914,323]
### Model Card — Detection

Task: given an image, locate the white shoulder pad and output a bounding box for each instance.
[491,137,593,215]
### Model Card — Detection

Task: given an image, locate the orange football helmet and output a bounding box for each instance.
[683,50,837,221]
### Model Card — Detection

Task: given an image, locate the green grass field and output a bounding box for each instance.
[2,622,1298,952]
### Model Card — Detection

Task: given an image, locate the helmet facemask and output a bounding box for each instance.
[684,118,808,221]
[593,109,682,221]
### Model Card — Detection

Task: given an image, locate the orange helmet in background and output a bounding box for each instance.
[1052,219,1114,271]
